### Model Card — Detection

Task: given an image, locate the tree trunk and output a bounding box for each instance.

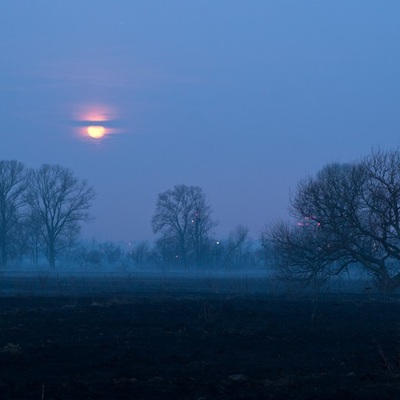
[0,225,7,267]
[48,239,56,268]
[0,239,7,268]
[179,238,187,268]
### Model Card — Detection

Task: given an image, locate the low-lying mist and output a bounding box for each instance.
[0,263,375,298]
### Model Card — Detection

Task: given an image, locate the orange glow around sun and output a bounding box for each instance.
[87,125,106,139]
[72,103,119,141]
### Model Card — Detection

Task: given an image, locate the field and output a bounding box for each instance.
[0,273,400,399]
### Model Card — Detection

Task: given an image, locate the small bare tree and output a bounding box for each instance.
[25,164,95,268]
[152,184,216,267]
[222,225,250,269]
[0,161,28,267]
[128,241,150,268]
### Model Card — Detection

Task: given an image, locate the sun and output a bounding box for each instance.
[87,125,106,139]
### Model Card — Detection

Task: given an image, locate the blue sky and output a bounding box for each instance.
[1,1,400,242]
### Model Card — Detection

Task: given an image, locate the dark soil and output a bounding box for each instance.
[1,277,400,399]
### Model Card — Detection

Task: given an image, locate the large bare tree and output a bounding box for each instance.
[0,160,28,267]
[152,184,216,267]
[25,164,95,268]
[267,149,400,291]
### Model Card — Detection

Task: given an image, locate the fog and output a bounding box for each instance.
[0,257,374,298]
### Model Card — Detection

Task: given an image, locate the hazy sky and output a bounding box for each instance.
[1,1,400,242]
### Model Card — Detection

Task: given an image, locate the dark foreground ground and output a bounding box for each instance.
[1,275,400,399]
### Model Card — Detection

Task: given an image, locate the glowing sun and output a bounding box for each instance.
[87,125,106,139]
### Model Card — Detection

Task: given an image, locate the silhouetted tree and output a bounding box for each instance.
[128,241,151,268]
[267,149,400,291]
[25,164,95,268]
[222,225,250,269]
[0,161,28,267]
[70,241,103,269]
[152,184,216,267]
[100,241,123,265]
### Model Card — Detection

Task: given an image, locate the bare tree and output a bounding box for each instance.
[267,149,400,291]
[0,161,28,267]
[128,241,150,268]
[25,164,95,268]
[152,184,216,267]
[100,241,123,265]
[222,225,250,269]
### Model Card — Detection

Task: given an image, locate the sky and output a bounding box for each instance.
[1,1,400,243]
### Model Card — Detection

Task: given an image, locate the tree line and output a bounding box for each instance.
[70,185,262,272]
[5,148,400,292]
[0,161,262,271]
[69,224,262,272]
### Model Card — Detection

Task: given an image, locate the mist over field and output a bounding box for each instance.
[0,159,395,298]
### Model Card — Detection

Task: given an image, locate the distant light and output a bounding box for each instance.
[216,241,220,245]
